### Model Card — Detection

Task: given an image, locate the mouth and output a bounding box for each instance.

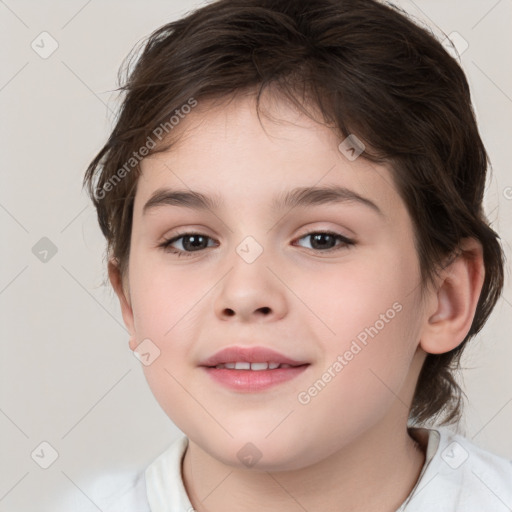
[199,345,309,367]
[209,362,300,370]
[199,346,310,391]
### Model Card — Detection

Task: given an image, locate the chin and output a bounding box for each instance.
[194,432,326,472]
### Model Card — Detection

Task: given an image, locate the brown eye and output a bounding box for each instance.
[294,231,354,252]
[159,232,217,256]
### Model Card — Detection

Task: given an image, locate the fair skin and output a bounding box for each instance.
[109,91,484,511]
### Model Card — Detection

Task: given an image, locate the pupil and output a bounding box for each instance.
[185,235,206,251]
[312,234,333,249]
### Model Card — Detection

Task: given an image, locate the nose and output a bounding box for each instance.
[213,256,288,323]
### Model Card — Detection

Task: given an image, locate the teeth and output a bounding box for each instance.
[250,362,269,371]
[213,362,289,370]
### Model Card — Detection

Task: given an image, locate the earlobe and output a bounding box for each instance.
[419,238,485,355]
[108,258,136,340]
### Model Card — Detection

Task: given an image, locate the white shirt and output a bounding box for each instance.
[64,427,512,511]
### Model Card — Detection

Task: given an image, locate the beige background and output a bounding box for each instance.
[1,0,511,510]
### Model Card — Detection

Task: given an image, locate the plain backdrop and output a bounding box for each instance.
[1,0,511,510]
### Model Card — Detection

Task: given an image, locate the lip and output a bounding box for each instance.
[199,346,310,392]
[199,346,308,367]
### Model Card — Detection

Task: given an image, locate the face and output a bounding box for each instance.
[119,92,428,471]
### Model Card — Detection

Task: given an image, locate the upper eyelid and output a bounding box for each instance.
[162,229,354,249]
[165,228,352,241]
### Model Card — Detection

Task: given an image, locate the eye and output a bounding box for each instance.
[158,232,218,257]
[158,230,355,257]
[293,231,355,253]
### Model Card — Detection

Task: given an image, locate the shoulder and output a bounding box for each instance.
[404,427,512,511]
[101,468,150,511]
[72,437,189,511]
[54,467,150,512]
[438,427,512,492]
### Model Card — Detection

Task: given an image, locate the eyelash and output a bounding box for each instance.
[158,230,355,257]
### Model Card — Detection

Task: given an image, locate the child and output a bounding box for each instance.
[82,0,512,510]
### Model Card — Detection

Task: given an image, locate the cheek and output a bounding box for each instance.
[129,256,203,338]
[129,272,202,431]
[127,258,210,412]
[295,251,417,343]
[294,250,421,393]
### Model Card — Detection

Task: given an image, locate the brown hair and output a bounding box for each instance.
[83,0,504,425]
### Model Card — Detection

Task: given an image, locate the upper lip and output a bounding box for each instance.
[199,346,309,367]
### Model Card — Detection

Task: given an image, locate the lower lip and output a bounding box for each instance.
[202,365,309,391]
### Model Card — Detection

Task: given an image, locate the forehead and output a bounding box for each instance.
[134,94,403,221]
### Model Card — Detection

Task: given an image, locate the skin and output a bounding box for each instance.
[110,90,485,511]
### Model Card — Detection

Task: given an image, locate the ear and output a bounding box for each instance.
[108,258,137,350]
[419,238,485,355]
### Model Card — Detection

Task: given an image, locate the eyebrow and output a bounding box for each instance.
[142,185,384,217]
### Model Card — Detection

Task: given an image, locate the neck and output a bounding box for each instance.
[182,414,426,512]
